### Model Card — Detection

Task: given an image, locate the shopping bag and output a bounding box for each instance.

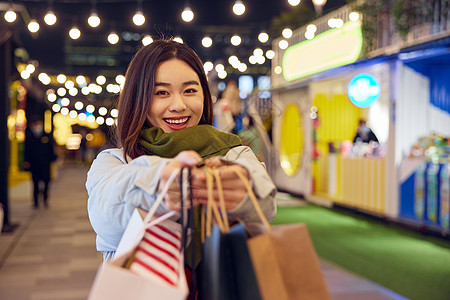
[88,168,188,300]
[198,168,263,300]
[230,166,331,300]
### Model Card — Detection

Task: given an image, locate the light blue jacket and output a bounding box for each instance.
[86,146,277,261]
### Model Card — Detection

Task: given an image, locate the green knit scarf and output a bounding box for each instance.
[139,124,242,160]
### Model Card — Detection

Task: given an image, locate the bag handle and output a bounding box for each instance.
[205,167,226,236]
[227,165,272,232]
[212,168,230,231]
[143,167,180,224]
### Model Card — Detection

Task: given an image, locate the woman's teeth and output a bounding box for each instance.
[165,117,188,124]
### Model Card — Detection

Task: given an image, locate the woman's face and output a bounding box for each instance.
[148,58,204,132]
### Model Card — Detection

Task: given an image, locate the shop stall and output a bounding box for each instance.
[269,4,450,232]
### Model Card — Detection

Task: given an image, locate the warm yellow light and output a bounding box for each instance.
[204,61,213,72]
[44,110,52,135]
[69,27,81,39]
[110,109,119,118]
[282,28,293,39]
[86,104,95,113]
[65,80,74,89]
[202,37,213,48]
[181,7,194,22]
[173,37,183,44]
[133,11,145,26]
[349,12,360,22]
[108,32,119,45]
[4,10,17,23]
[230,35,241,46]
[28,20,40,33]
[233,1,245,16]
[258,32,269,43]
[115,75,125,84]
[57,74,66,83]
[288,0,301,6]
[96,75,106,85]
[44,11,57,26]
[47,93,57,102]
[274,66,282,74]
[88,13,101,27]
[61,98,70,106]
[279,40,289,50]
[57,87,66,96]
[266,50,275,59]
[142,35,153,46]
[98,107,107,116]
[26,64,35,74]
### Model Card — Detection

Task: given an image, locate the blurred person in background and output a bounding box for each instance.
[24,115,58,209]
[213,91,235,133]
[353,119,378,144]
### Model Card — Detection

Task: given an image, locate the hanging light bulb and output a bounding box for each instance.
[133,10,145,26]
[258,32,269,43]
[181,6,194,22]
[312,0,327,14]
[288,0,301,6]
[44,10,57,25]
[233,1,245,16]
[108,32,119,44]
[201,36,213,48]
[69,26,81,39]
[142,35,153,46]
[4,9,17,23]
[88,12,101,27]
[28,20,40,33]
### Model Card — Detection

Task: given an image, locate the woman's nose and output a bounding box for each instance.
[169,94,187,112]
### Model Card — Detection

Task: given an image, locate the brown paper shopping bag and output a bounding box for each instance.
[88,169,188,300]
[247,224,331,300]
[229,166,331,300]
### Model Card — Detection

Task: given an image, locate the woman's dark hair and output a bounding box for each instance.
[116,39,214,160]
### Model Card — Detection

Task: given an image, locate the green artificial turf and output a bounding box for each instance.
[271,204,450,300]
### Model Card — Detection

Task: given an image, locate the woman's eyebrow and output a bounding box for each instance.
[154,80,200,87]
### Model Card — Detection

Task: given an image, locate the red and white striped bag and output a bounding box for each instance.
[129,221,182,286]
[88,169,188,300]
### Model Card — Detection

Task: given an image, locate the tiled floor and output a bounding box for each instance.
[0,165,408,300]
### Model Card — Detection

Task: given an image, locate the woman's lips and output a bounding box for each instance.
[164,117,190,131]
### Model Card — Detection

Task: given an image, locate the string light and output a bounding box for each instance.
[28,19,40,33]
[288,0,301,6]
[233,1,245,16]
[4,8,17,23]
[201,36,213,48]
[181,5,194,22]
[142,35,153,45]
[69,26,81,39]
[44,11,57,26]
[108,32,119,44]
[133,0,145,26]
[88,12,101,27]
[258,32,269,43]
[230,35,241,46]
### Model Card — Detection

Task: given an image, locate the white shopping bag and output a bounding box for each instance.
[88,169,188,300]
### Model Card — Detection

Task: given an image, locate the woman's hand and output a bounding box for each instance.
[159,151,202,210]
[191,163,250,210]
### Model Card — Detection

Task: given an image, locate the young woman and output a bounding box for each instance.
[86,39,276,261]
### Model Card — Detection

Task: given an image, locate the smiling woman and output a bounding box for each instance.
[85,39,277,263]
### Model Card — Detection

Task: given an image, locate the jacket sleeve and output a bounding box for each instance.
[220,146,277,223]
[85,148,173,252]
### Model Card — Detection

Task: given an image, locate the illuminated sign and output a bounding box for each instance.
[347,73,381,108]
[282,21,363,81]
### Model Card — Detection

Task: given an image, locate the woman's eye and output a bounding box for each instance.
[185,88,197,94]
[155,90,168,95]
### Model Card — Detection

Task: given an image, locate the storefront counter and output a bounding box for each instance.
[313,154,386,215]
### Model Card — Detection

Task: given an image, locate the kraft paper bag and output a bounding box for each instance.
[247,223,331,300]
